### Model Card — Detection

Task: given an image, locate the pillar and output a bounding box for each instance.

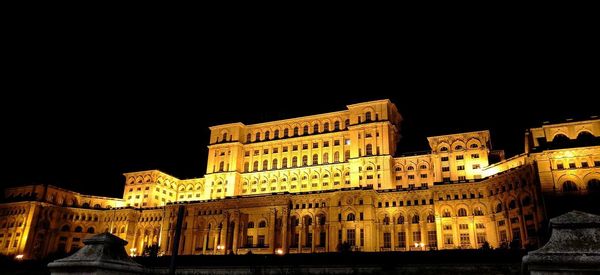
[269,208,276,253]
[282,207,289,254]
[232,211,240,253]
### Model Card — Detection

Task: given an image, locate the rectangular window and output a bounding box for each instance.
[396,176,402,180]
[258,235,266,247]
[324,141,329,147]
[444,234,453,245]
[458,176,466,181]
[557,163,564,170]
[360,229,365,246]
[499,230,507,242]
[334,140,340,146]
[312,142,318,149]
[581,162,589,168]
[442,167,450,172]
[383,233,391,248]
[359,212,364,220]
[443,224,452,230]
[283,146,288,152]
[302,144,308,150]
[292,145,298,151]
[420,174,428,178]
[498,220,506,226]
[412,231,421,243]
[476,223,485,229]
[319,232,326,247]
[594,160,600,167]
[273,148,278,153]
[456,155,464,160]
[472,164,480,169]
[471,154,479,159]
[512,229,521,240]
[457,165,465,170]
[443,177,451,182]
[428,231,437,247]
[476,233,487,245]
[460,234,470,245]
[511,217,519,224]
[347,229,356,246]
[246,236,253,247]
[306,233,312,247]
[408,175,415,180]
[441,156,449,161]
[459,224,468,230]
[569,163,576,169]
[254,150,259,156]
[397,232,406,247]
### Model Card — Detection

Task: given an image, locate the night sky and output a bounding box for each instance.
[1,22,597,198]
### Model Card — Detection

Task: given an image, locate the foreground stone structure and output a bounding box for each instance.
[48,232,143,275]
[523,211,600,274]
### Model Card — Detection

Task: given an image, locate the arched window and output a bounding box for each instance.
[588,179,600,191]
[262,160,268,170]
[313,124,319,134]
[427,214,435,223]
[87,227,95,233]
[334,121,340,130]
[253,161,259,171]
[443,209,451,217]
[383,216,390,225]
[522,196,531,206]
[470,143,479,148]
[345,150,350,160]
[244,162,249,172]
[282,158,288,168]
[247,222,254,228]
[120,227,126,233]
[265,131,270,140]
[495,203,503,213]
[304,217,313,226]
[577,131,595,145]
[419,165,427,170]
[219,161,225,172]
[345,119,350,129]
[303,125,309,135]
[258,221,266,228]
[222,132,227,142]
[255,132,260,141]
[246,133,251,142]
[303,155,308,166]
[365,112,372,122]
[292,157,298,167]
[324,122,329,132]
[397,215,404,224]
[457,208,467,217]
[411,215,420,224]
[274,129,279,139]
[455,145,463,150]
[563,181,578,192]
[407,166,414,171]
[61,225,70,232]
[440,147,448,152]
[333,152,340,163]
[509,200,517,209]
[366,144,373,155]
[312,154,318,165]
[293,127,299,136]
[473,207,484,216]
[283,128,289,137]
[323,153,329,164]
[272,159,278,169]
[75,226,83,232]
[347,213,355,221]
[395,166,402,171]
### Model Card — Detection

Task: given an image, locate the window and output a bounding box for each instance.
[458,208,467,217]
[313,124,319,133]
[345,119,350,128]
[347,213,355,221]
[442,167,450,172]
[460,234,470,246]
[246,236,253,247]
[283,128,289,137]
[471,154,479,159]
[407,166,414,171]
[324,141,329,147]
[311,154,318,165]
[383,233,391,248]
[408,175,415,180]
[366,144,373,155]
[443,177,451,182]
[420,174,428,179]
[293,127,299,136]
[473,207,484,216]
[262,160,268,170]
[303,144,308,150]
[365,112,372,121]
[334,152,340,163]
[255,132,260,141]
[444,234,453,245]
[458,176,466,181]
[323,153,329,164]
[557,163,564,170]
[272,159,278,169]
[359,212,364,220]
[274,130,279,139]
[455,145,463,150]
[398,232,406,247]
[283,146,288,152]
[334,121,340,130]
[428,231,437,247]
[345,150,350,160]
[472,164,480,169]
[219,161,225,172]
[457,165,465,170]
[282,158,288,168]
[246,133,252,142]
[293,145,298,151]
[582,162,589,168]
[441,156,449,161]
[412,215,419,224]
[427,214,435,223]
[324,122,329,132]
[303,125,308,135]
[562,181,578,192]
[396,176,402,180]
[258,221,266,228]
[412,231,421,242]
[347,229,356,246]
[569,162,576,169]
[456,155,464,160]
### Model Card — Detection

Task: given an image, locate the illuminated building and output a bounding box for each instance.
[1,100,598,259]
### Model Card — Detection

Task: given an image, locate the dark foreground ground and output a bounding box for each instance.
[0,249,528,275]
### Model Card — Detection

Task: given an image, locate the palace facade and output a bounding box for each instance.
[1,100,599,259]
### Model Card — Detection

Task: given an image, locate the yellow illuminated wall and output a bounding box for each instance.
[1,100,599,259]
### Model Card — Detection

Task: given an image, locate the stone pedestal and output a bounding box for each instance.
[48,232,144,275]
[522,211,600,274]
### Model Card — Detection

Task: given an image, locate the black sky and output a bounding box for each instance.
[1,18,597,198]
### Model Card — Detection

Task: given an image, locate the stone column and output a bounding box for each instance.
[523,211,600,274]
[435,215,443,250]
[282,207,289,254]
[202,228,208,254]
[221,214,229,255]
[269,208,276,253]
[311,225,316,252]
[298,225,303,251]
[325,224,330,252]
[232,211,240,253]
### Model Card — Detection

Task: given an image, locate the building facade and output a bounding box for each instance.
[1,100,599,259]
